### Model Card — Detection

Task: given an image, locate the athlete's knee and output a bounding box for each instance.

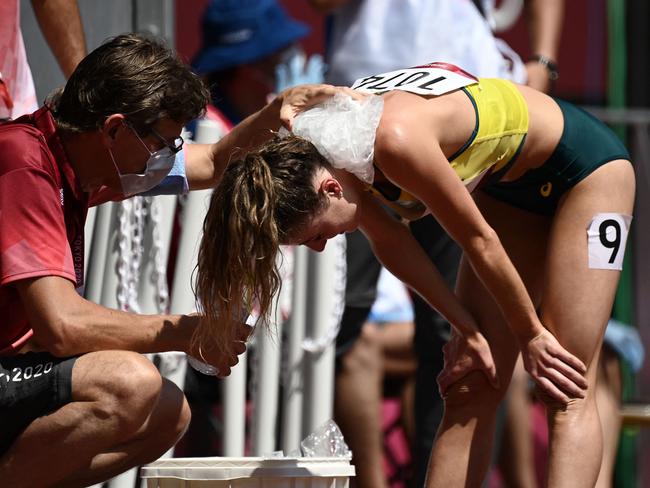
[443,370,508,410]
[535,382,596,418]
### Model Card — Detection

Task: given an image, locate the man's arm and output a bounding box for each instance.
[15,275,244,374]
[185,84,356,190]
[523,0,564,93]
[184,96,284,190]
[31,0,86,78]
[16,275,193,356]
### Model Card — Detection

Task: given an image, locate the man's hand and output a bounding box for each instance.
[188,320,253,377]
[278,84,365,131]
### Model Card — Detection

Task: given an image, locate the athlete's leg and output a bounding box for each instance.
[539,159,635,488]
[0,350,190,487]
[594,345,622,488]
[426,194,551,488]
[409,215,460,488]
[499,355,538,488]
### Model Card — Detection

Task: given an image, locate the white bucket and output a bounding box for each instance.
[141,456,355,488]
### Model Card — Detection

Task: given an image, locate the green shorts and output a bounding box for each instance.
[481,99,630,215]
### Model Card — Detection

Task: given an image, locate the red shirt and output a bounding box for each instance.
[0,107,88,355]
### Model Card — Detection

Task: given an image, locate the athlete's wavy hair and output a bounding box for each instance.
[194,135,329,354]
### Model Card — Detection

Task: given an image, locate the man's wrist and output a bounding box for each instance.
[528,54,559,81]
[166,314,199,354]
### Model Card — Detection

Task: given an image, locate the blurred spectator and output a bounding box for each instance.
[307,1,563,487]
[0,0,86,120]
[192,0,309,127]
[366,267,418,443]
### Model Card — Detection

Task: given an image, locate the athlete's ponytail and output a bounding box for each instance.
[194,135,329,355]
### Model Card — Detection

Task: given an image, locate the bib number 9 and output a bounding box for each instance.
[599,219,621,264]
[588,213,631,270]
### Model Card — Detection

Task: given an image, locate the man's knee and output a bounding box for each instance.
[443,370,507,410]
[126,381,191,466]
[109,352,163,402]
[158,379,192,441]
[81,352,164,433]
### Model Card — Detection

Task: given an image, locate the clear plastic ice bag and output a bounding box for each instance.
[280,93,384,185]
[300,419,352,458]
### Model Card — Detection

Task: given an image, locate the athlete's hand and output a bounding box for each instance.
[521,329,588,404]
[437,328,499,395]
[278,83,365,130]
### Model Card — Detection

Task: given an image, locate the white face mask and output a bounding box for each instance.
[108,124,180,197]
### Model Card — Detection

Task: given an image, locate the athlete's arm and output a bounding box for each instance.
[352,184,499,389]
[374,113,542,343]
[356,191,478,338]
[372,112,587,401]
[14,275,245,375]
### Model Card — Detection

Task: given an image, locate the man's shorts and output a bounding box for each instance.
[0,352,77,455]
[482,98,630,215]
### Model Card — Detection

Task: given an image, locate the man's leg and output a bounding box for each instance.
[0,350,190,487]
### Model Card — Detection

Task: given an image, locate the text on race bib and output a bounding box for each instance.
[351,63,478,96]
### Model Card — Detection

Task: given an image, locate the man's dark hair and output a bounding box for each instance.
[48,33,210,133]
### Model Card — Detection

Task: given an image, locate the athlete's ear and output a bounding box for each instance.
[320,177,343,198]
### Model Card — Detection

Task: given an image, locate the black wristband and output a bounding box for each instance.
[529,54,559,81]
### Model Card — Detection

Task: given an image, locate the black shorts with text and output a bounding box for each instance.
[0,352,77,456]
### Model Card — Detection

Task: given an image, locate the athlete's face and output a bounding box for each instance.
[290,169,359,252]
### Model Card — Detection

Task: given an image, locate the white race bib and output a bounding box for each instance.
[587,213,632,270]
[351,62,478,96]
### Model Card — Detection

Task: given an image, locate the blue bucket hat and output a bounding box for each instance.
[192,0,310,74]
